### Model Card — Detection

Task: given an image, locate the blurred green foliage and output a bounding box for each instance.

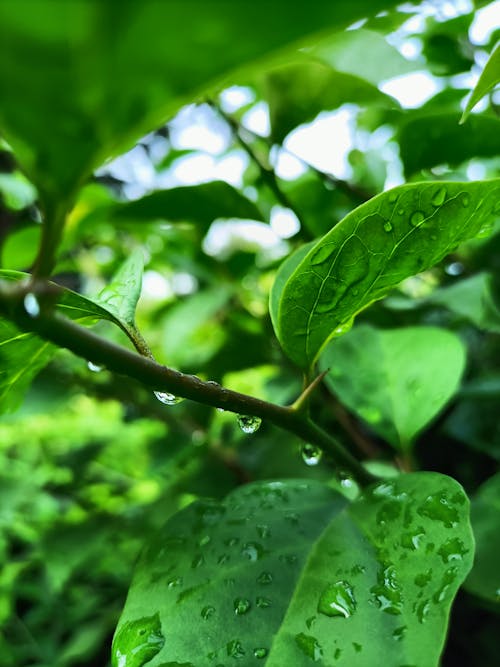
[0,0,499,665]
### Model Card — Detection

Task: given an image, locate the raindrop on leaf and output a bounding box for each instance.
[410,211,425,227]
[431,186,447,207]
[87,361,103,372]
[317,581,356,618]
[234,598,251,615]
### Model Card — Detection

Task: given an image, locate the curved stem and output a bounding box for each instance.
[0,280,376,486]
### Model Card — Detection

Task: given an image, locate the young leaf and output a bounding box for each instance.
[464,472,500,604]
[319,325,466,450]
[273,179,500,368]
[112,474,473,666]
[461,42,500,123]
[95,249,144,328]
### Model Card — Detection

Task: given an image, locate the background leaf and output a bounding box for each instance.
[464,472,500,604]
[80,181,264,230]
[319,325,466,450]
[0,0,400,208]
[273,179,500,368]
[399,113,500,176]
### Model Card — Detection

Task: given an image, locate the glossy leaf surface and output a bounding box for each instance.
[273,179,500,368]
[113,474,473,666]
[461,43,500,122]
[319,325,466,449]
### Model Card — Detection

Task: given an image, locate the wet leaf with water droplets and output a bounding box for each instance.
[271,179,500,368]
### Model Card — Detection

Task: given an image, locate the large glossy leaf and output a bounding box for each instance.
[319,325,466,450]
[399,113,500,176]
[79,181,264,231]
[461,43,500,123]
[0,0,400,210]
[267,62,397,143]
[112,474,473,666]
[464,472,500,604]
[273,179,500,368]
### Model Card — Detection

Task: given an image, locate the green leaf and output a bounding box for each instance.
[464,472,500,604]
[88,182,264,229]
[0,317,55,413]
[461,42,500,123]
[269,242,315,334]
[267,62,397,143]
[95,249,144,328]
[319,325,466,450]
[273,179,500,368]
[112,480,348,666]
[311,28,419,85]
[112,474,473,666]
[399,113,500,176]
[268,473,473,666]
[0,0,401,209]
[428,272,500,333]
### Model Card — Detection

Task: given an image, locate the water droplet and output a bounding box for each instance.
[410,211,425,227]
[253,648,268,659]
[295,633,323,661]
[317,581,356,618]
[431,186,447,207]
[256,596,272,608]
[87,361,103,372]
[358,405,383,424]
[414,569,432,588]
[370,564,403,615]
[154,391,183,405]
[415,599,430,623]
[388,191,398,204]
[23,293,40,317]
[333,319,354,337]
[234,597,251,615]
[217,554,229,565]
[310,244,334,266]
[241,542,265,561]
[460,193,470,207]
[256,572,273,585]
[383,221,393,232]
[433,566,458,603]
[437,538,468,563]
[237,414,262,434]
[256,524,271,539]
[226,639,245,659]
[167,577,183,588]
[372,481,396,498]
[417,492,459,528]
[191,554,205,569]
[199,535,211,547]
[392,625,407,641]
[112,613,165,667]
[301,443,322,466]
[476,220,494,239]
[279,554,298,566]
[306,615,316,629]
[400,529,425,550]
[201,605,215,620]
[353,642,362,653]
[445,261,464,276]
